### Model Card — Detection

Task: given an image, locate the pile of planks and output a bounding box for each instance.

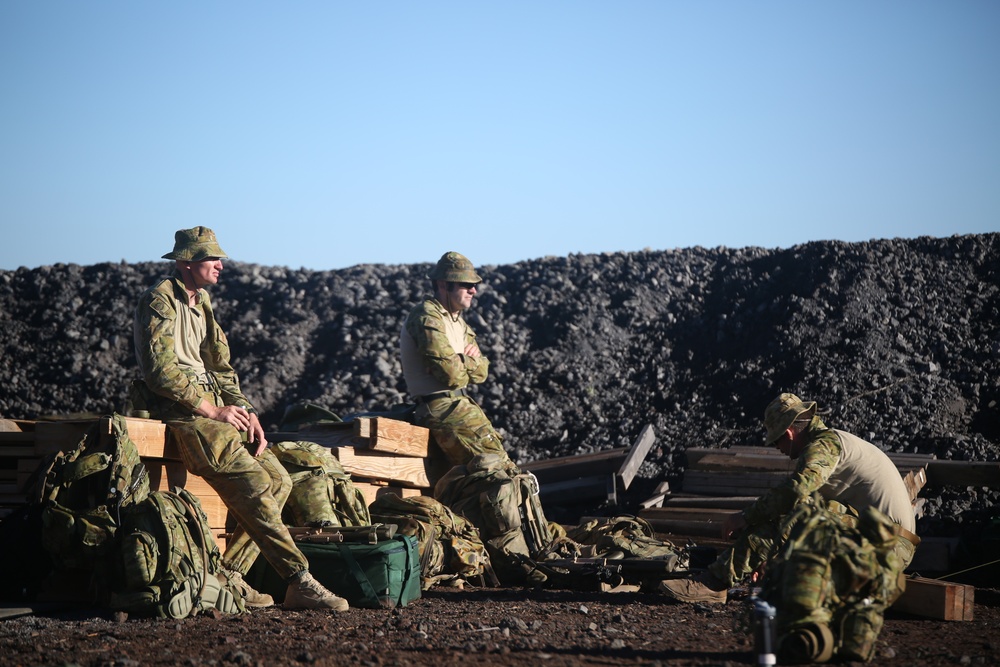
[520,424,657,509]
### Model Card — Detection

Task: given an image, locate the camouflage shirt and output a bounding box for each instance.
[133,273,253,415]
[400,298,489,397]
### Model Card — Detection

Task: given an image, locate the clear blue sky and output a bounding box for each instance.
[2,2,998,271]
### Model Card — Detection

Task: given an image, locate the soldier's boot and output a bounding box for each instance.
[221,568,274,608]
[658,571,728,604]
[284,572,350,612]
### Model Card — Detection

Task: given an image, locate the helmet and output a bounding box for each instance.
[162,227,228,261]
[428,251,482,284]
[763,393,817,445]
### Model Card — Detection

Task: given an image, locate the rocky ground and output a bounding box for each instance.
[1,233,999,664]
[1,585,998,667]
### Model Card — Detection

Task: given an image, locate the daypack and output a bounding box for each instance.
[38,415,150,572]
[760,495,904,663]
[433,453,557,583]
[564,515,680,562]
[369,493,492,588]
[271,441,371,527]
[109,488,244,618]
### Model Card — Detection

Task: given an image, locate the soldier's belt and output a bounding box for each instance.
[898,526,921,547]
[416,388,468,404]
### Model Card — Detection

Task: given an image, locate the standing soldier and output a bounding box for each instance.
[130,227,349,611]
[399,251,513,471]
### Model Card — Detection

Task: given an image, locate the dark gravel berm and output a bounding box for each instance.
[2,233,999,533]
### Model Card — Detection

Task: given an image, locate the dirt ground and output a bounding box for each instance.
[2,584,998,667]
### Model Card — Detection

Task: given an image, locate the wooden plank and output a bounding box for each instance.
[274,426,367,449]
[0,445,36,458]
[0,419,35,433]
[682,470,789,496]
[924,460,1000,487]
[353,481,424,507]
[0,432,34,446]
[331,447,438,488]
[101,417,179,460]
[16,457,43,493]
[690,452,796,473]
[537,474,617,505]
[639,517,730,539]
[353,417,430,458]
[33,420,93,455]
[661,495,760,509]
[905,536,960,573]
[892,576,975,621]
[521,448,629,484]
[144,460,228,528]
[617,424,656,491]
[640,506,741,522]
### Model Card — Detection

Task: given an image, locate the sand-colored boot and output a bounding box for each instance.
[284,572,350,612]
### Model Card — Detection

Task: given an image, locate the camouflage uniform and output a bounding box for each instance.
[710,413,917,588]
[762,496,907,662]
[399,253,510,469]
[131,231,308,582]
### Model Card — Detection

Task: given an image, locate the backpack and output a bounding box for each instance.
[563,515,679,561]
[271,441,371,527]
[761,495,904,663]
[38,415,150,572]
[433,453,556,583]
[109,488,244,618]
[368,493,492,588]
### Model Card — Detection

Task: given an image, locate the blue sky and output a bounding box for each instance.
[2,2,998,271]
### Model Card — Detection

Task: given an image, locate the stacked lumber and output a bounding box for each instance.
[266,417,438,504]
[520,424,657,507]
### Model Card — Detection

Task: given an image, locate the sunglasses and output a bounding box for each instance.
[454,282,479,291]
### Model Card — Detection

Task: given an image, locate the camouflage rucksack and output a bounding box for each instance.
[109,488,244,618]
[38,414,150,572]
[564,515,680,562]
[271,441,371,527]
[760,495,905,663]
[433,453,558,583]
[369,493,491,588]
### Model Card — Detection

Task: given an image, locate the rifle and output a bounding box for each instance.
[520,554,702,589]
[288,523,398,544]
[220,523,401,545]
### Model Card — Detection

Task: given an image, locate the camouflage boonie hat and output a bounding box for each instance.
[162,226,229,261]
[428,251,482,284]
[764,393,818,445]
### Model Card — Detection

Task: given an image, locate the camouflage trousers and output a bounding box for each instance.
[167,417,308,581]
[416,396,510,468]
[709,507,916,589]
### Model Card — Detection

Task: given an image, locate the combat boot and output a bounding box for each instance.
[221,568,274,608]
[658,571,728,604]
[284,572,350,611]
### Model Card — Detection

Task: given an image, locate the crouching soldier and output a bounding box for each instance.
[760,495,908,663]
[129,227,350,611]
[661,393,918,604]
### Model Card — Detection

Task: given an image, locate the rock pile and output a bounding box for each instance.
[1,233,997,531]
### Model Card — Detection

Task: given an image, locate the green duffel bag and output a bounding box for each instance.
[246,535,421,609]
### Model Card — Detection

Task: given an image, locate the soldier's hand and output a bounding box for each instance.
[723,512,747,539]
[247,414,268,456]
[206,404,252,431]
[464,343,481,358]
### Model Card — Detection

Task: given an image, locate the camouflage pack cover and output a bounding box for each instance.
[369,493,490,588]
[39,415,150,571]
[271,441,371,527]
[761,494,905,663]
[110,489,244,618]
[433,453,557,583]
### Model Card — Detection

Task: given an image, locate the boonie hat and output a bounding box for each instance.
[428,251,482,284]
[763,393,818,445]
[162,226,229,261]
